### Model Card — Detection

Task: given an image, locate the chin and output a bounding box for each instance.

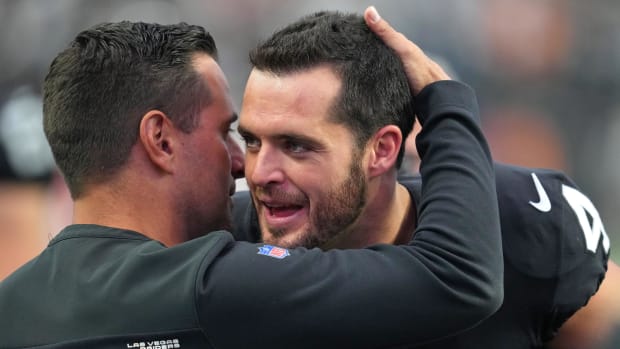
[262,230,300,248]
[265,230,323,249]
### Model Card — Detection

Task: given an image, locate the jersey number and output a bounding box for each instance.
[562,185,610,254]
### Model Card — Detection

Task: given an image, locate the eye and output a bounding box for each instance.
[284,140,309,154]
[241,134,260,152]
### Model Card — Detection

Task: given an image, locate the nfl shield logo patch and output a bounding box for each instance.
[257,245,290,259]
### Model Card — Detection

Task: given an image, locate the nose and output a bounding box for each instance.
[227,136,245,179]
[247,145,285,187]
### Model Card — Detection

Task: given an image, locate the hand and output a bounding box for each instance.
[364,6,451,96]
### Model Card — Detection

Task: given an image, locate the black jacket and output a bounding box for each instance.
[0,81,503,348]
[233,162,608,348]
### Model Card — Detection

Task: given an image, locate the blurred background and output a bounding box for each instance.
[1,0,619,280]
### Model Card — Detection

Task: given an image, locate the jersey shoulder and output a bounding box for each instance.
[399,164,609,279]
[494,162,609,279]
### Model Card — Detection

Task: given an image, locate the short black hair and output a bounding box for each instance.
[43,21,217,198]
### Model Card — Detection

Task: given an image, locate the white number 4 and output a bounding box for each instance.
[562,185,610,254]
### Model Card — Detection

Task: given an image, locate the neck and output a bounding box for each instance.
[72,172,185,247]
[323,173,416,249]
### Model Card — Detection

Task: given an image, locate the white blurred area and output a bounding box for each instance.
[1,0,620,278]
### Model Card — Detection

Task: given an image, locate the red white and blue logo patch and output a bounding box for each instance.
[257,245,290,259]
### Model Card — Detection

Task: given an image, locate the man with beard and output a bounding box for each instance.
[232,7,609,348]
[0,15,505,349]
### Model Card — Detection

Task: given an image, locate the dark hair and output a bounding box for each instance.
[43,21,217,198]
[250,11,414,167]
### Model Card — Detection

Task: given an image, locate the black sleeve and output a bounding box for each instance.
[198,81,503,349]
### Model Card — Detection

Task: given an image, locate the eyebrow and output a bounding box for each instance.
[278,133,325,151]
[237,124,251,136]
[237,126,325,150]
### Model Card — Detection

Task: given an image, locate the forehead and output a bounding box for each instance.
[239,65,344,132]
[192,54,235,126]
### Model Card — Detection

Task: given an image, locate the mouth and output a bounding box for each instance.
[264,202,303,217]
[259,200,307,231]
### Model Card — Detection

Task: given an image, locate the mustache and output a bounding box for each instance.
[253,186,308,205]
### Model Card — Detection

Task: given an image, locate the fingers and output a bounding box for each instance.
[364,6,451,95]
[364,6,421,60]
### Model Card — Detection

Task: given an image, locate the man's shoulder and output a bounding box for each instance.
[0,225,235,347]
[493,163,609,278]
[399,163,609,279]
[493,163,609,340]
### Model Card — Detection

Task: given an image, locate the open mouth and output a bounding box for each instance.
[264,203,304,218]
[259,200,307,230]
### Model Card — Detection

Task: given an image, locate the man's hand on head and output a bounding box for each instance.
[364,6,451,96]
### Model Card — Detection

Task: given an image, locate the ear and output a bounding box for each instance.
[139,110,176,174]
[366,125,403,178]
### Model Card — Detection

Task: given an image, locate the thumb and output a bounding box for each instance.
[364,6,420,58]
[364,6,451,95]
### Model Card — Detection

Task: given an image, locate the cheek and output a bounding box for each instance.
[243,155,255,176]
[195,139,231,185]
[293,171,330,202]
[243,159,259,189]
[309,164,355,199]
[213,138,232,170]
[293,158,346,188]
